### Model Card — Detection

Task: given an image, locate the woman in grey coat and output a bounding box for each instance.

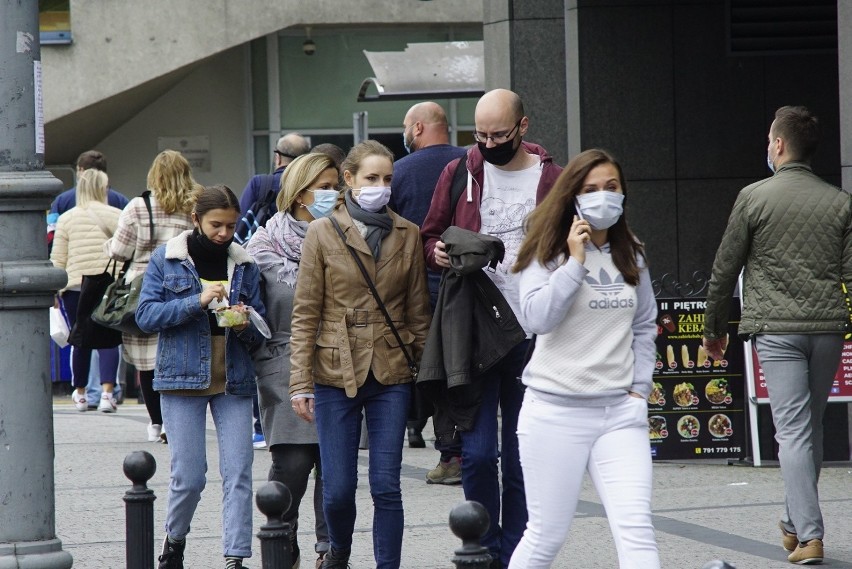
[245,153,341,569]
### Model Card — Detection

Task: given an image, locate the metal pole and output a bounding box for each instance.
[255,481,293,569]
[0,2,71,568]
[123,452,157,569]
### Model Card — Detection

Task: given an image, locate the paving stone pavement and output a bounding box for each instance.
[52,400,852,569]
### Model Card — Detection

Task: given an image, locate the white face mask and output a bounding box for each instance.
[575,191,624,230]
[354,186,391,213]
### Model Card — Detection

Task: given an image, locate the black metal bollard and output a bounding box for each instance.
[701,561,736,569]
[256,481,293,569]
[449,500,492,569]
[123,451,157,569]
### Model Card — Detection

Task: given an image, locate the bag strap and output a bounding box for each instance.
[328,216,418,377]
[85,208,114,239]
[141,191,155,247]
[448,156,469,222]
[258,174,276,205]
[117,191,155,276]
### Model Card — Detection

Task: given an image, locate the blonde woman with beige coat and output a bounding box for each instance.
[51,168,123,413]
[104,150,197,442]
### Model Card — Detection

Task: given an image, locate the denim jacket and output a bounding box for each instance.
[136,230,266,396]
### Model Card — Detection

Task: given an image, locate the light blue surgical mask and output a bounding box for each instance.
[305,189,339,219]
[767,152,776,173]
[403,125,417,154]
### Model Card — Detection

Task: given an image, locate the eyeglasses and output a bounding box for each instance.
[473,119,522,144]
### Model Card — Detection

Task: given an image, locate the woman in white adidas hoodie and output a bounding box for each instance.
[508,149,659,569]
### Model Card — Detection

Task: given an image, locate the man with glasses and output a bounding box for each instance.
[236,132,310,244]
[421,88,562,568]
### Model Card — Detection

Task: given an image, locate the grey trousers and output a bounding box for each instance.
[754,333,843,542]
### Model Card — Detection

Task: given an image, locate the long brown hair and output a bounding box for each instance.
[513,148,646,285]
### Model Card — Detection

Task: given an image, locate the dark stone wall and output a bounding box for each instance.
[573,1,840,292]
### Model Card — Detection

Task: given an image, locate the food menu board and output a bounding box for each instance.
[749,343,852,402]
[649,299,746,460]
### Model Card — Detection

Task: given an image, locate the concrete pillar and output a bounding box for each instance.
[482,0,569,165]
[0,2,73,568]
[840,1,852,192]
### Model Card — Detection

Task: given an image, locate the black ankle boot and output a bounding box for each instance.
[320,547,350,569]
[158,536,186,569]
[407,426,426,448]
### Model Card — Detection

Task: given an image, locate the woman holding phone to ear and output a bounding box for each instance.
[509,149,659,569]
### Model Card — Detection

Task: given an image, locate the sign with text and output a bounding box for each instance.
[649,299,747,461]
[750,343,852,402]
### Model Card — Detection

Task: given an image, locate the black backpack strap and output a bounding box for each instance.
[258,174,275,203]
[448,156,469,216]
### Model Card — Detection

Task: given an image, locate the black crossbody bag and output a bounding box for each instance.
[328,217,418,380]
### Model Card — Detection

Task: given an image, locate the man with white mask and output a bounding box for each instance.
[703,105,852,565]
[420,89,562,568]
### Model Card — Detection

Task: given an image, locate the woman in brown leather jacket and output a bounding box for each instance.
[289,140,431,569]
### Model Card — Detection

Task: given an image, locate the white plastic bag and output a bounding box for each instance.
[49,306,70,348]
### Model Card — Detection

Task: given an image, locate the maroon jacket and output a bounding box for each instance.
[421,141,562,271]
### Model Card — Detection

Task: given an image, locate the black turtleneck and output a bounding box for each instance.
[188,229,229,335]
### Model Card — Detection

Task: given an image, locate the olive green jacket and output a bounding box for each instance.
[704,162,852,339]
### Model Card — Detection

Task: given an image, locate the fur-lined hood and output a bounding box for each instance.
[165,229,254,265]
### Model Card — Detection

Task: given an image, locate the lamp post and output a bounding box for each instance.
[0,2,73,568]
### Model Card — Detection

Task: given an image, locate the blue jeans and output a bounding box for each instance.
[85,350,124,406]
[459,340,528,568]
[161,392,254,558]
[314,374,410,569]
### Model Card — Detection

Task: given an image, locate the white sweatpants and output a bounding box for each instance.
[508,390,660,569]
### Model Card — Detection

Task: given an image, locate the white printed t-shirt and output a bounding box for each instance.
[480,158,542,333]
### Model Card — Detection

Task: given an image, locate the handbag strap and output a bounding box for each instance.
[119,191,155,276]
[328,216,418,376]
[85,208,114,238]
[141,190,155,247]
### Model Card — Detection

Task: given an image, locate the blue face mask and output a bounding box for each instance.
[766,152,776,173]
[305,189,339,219]
[402,131,413,154]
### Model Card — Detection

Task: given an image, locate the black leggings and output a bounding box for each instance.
[138,369,162,425]
[269,443,328,545]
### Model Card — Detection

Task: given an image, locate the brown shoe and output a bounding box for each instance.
[779,522,798,552]
[787,539,823,565]
[426,456,462,485]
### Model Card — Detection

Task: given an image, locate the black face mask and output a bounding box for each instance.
[193,227,233,255]
[478,136,521,166]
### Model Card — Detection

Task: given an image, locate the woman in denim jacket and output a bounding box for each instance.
[137,185,266,569]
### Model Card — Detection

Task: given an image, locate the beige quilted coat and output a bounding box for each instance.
[51,202,122,291]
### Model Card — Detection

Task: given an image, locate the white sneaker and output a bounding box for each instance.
[147,423,163,442]
[98,392,117,413]
[71,391,87,412]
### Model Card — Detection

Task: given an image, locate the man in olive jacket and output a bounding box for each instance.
[702,106,852,565]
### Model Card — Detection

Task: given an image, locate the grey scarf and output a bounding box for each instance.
[244,211,308,288]
[345,190,392,260]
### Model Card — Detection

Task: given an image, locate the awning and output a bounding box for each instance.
[357,41,484,102]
